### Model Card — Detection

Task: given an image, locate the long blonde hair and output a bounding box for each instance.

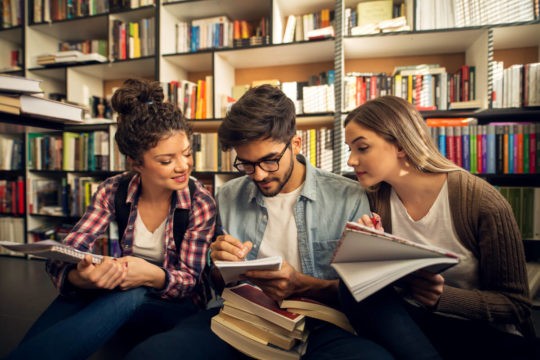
[344,95,462,173]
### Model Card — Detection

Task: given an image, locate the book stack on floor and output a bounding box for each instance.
[0,74,84,123]
[211,283,309,359]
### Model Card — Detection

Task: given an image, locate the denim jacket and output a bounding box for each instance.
[216,155,370,279]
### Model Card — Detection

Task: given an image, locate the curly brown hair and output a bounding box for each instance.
[111,78,192,166]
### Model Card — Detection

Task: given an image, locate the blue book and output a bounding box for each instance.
[462,126,470,171]
[438,126,446,157]
[508,125,514,174]
[486,125,496,174]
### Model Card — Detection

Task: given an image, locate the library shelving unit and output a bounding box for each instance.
[0,0,538,256]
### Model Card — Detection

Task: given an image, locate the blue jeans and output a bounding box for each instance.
[7,287,198,360]
[126,306,395,360]
[339,282,440,360]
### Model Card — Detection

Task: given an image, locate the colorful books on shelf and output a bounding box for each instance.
[0,240,103,264]
[0,93,84,123]
[214,256,282,284]
[331,222,460,302]
[280,297,355,334]
[0,74,43,94]
[212,283,308,359]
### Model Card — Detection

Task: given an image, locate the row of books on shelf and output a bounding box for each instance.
[0,177,24,215]
[345,0,410,36]
[298,128,334,173]
[28,174,103,217]
[32,0,109,23]
[281,8,334,44]
[175,16,270,53]
[0,134,23,170]
[36,51,108,66]
[492,62,540,108]
[427,122,539,175]
[497,186,540,240]
[28,130,113,171]
[344,64,476,112]
[1,0,22,28]
[0,217,24,255]
[111,17,155,60]
[415,0,537,31]
[164,77,213,120]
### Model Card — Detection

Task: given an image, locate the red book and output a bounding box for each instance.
[17,176,24,215]
[221,283,305,332]
[477,126,483,173]
[446,126,456,164]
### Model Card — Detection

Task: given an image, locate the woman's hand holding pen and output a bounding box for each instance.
[357,212,383,231]
[210,233,252,262]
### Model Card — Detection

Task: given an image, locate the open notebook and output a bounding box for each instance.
[0,240,103,264]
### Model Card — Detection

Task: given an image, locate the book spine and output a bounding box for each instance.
[462,126,470,171]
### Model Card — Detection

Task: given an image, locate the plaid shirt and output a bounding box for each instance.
[46,172,216,301]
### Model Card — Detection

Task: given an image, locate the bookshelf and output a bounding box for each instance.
[0,0,538,255]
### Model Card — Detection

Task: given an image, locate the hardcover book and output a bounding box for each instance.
[0,74,43,94]
[221,283,305,332]
[331,222,459,302]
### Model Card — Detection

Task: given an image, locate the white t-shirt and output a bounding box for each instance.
[390,181,479,290]
[132,210,166,264]
[258,184,304,271]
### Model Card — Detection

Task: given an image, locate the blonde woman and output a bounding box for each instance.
[342,95,535,359]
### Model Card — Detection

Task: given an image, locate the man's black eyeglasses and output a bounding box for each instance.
[233,141,290,175]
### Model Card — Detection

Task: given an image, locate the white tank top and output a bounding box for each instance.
[390,181,479,290]
[132,210,166,264]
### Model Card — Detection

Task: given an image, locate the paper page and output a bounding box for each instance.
[215,256,282,284]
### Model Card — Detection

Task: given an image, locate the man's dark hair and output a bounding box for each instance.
[218,84,296,150]
[111,78,192,166]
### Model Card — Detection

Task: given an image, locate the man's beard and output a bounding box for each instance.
[255,156,294,197]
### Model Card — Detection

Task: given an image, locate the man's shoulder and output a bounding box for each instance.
[216,175,251,199]
[312,168,363,192]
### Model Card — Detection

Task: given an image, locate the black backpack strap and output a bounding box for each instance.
[114,173,135,243]
[172,178,197,252]
[115,174,196,251]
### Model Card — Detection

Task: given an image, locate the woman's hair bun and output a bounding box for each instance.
[111,79,165,116]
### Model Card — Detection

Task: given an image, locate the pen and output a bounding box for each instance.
[370,216,379,228]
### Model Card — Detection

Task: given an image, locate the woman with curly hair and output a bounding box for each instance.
[8,79,216,360]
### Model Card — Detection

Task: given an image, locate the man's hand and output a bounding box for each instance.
[244,260,301,302]
[402,270,444,308]
[68,255,127,290]
[210,234,252,262]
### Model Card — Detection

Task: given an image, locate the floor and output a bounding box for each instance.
[1,256,540,359]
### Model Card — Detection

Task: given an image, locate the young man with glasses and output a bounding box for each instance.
[126,85,435,359]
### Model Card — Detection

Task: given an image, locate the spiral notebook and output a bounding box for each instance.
[0,240,103,264]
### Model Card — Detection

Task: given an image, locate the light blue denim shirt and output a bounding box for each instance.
[216,155,371,280]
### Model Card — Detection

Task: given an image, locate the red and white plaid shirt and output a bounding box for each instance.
[47,172,216,301]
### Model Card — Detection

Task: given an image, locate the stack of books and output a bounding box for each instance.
[0,74,84,123]
[211,283,308,359]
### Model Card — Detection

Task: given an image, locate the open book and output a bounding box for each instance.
[280,297,355,334]
[331,222,459,302]
[214,256,282,284]
[0,240,103,264]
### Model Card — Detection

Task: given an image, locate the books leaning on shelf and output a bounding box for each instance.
[212,283,308,359]
[331,222,460,302]
[0,74,43,94]
[0,240,103,264]
[0,94,84,123]
[280,297,355,334]
[214,256,282,284]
